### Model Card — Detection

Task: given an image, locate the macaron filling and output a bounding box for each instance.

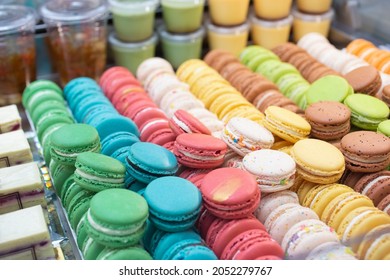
[265,115,308,139]
[341,209,376,242]
[171,115,192,133]
[361,175,390,196]
[365,233,390,259]
[87,209,146,236]
[178,150,225,161]
[74,169,125,184]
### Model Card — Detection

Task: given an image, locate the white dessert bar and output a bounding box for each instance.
[0,162,46,214]
[0,130,33,168]
[0,104,22,134]
[0,205,55,260]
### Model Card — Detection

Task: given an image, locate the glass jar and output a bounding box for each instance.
[0,5,37,106]
[40,0,109,87]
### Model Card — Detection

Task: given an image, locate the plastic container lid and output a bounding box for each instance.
[109,32,158,50]
[158,25,205,42]
[292,7,334,22]
[40,0,108,23]
[0,5,37,35]
[108,0,159,14]
[207,20,250,35]
[251,14,293,28]
[162,0,205,4]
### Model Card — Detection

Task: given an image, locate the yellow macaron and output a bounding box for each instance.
[176,59,206,82]
[357,224,390,260]
[337,206,390,252]
[263,106,311,143]
[321,192,374,231]
[290,139,345,184]
[304,184,354,218]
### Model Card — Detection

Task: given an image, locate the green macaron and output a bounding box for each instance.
[30,100,70,125]
[36,114,74,142]
[377,120,390,137]
[85,188,149,248]
[82,236,106,260]
[22,80,63,110]
[76,214,89,250]
[344,93,390,131]
[62,182,84,211]
[96,246,153,260]
[239,45,270,65]
[74,152,126,192]
[50,124,101,166]
[50,161,76,197]
[306,75,354,106]
[67,189,94,230]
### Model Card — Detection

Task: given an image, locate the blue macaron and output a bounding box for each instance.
[143,176,202,232]
[101,131,140,156]
[94,115,140,141]
[63,77,101,99]
[125,142,178,184]
[153,230,217,260]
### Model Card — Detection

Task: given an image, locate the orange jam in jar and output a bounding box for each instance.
[0,5,37,106]
[40,0,109,87]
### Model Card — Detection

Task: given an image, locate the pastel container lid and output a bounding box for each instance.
[109,32,158,50]
[158,25,205,42]
[0,5,37,35]
[108,0,159,15]
[207,20,250,35]
[161,0,205,6]
[292,7,334,22]
[251,14,293,28]
[40,0,108,23]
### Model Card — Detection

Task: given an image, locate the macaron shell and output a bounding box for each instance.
[200,168,260,219]
[97,247,153,260]
[265,203,319,244]
[264,106,311,143]
[378,194,390,215]
[305,184,354,217]
[357,224,390,260]
[337,206,390,252]
[255,190,299,224]
[221,229,284,260]
[322,192,375,231]
[243,149,296,193]
[291,139,345,184]
[206,217,266,258]
[283,220,339,260]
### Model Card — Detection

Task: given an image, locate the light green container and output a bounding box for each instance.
[159,25,205,69]
[109,32,158,73]
[161,0,205,33]
[108,0,159,42]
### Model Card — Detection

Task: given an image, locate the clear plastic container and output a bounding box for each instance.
[207,21,250,56]
[254,0,292,20]
[159,25,205,69]
[251,15,293,50]
[297,0,333,14]
[109,32,158,74]
[40,0,109,87]
[0,5,37,106]
[292,8,334,42]
[109,0,159,42]
[161,0,205,33]
[208,0,250,26]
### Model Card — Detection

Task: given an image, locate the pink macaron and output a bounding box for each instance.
[174,133,228,169]
[169,109,211,136]
[200,167,261,219]
[99,66,134,90]
[139,118,176,146]
[205,216,266,258]
[105,76,141,100]
[133,107,168,128]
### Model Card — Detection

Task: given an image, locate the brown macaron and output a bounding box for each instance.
[220,62,248,81]
[203,49,232,66]
[243,80,279,103]
[344,65,382,96]
[340,131,390,173]
[377,194,390,215]
[354,171,390,206]
[381,85,390,106]
[339,170,365,188]
[305,101,351,140]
